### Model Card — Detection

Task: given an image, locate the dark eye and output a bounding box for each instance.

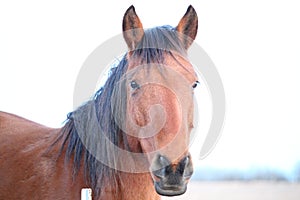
[192,81,199,89]
[130,80,140,89]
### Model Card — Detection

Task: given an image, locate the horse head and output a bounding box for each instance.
[119,5,198,196]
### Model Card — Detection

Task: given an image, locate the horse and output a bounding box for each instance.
[0,5,198,200]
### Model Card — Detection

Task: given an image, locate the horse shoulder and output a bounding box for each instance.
[0,111,65,199]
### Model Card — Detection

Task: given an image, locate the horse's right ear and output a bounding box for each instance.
[123,5,144,50]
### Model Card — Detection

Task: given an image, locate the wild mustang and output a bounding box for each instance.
[0,5,199,200]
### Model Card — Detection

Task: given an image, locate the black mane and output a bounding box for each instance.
[54,26,187,196]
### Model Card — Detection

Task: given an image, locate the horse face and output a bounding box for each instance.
[122,5,198,196]
[125,53,197,196]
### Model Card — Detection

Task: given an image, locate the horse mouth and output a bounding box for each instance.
[154,182,187,196]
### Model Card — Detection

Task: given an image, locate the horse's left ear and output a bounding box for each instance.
[123,5,144,50]
[176,5,198,49]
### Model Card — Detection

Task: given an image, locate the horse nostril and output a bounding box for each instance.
[153,168,166,179]
[183,158,193,178]
[176,155,193,178]
[183,156,189,166]
[158,155,170,167]
[151,155,171,179]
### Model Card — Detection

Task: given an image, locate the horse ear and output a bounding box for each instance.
[123,5,144,50]
[176,5,198,49]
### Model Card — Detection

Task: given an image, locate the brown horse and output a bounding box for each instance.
[0,5,198,200]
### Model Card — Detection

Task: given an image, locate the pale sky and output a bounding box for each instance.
[1,0,300,173]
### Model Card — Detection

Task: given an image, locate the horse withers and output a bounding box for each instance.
[0,5,198,200]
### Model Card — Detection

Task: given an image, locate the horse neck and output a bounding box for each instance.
[98,172,160,200]
[93,133,160,199]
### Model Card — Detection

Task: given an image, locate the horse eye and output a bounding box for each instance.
[130,80,140,89]
[192,81,199,89]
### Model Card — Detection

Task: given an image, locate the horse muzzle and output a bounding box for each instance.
[151,154,193,196]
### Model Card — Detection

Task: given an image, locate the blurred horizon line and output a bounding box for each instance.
[192,162,300,182]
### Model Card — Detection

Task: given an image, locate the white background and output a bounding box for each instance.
[1,0,300,173]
